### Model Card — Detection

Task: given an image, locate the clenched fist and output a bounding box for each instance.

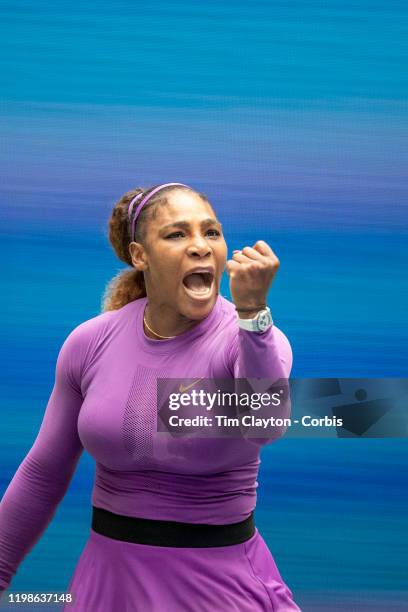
[225,240,280,313]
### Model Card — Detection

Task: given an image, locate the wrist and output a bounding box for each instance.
[236,308,264,319]
[234,301,267,318]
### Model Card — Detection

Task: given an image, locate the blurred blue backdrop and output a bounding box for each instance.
[1,1,407,610]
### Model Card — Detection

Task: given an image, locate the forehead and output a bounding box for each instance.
[153,190,215,224]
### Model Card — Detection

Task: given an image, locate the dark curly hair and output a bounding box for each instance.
[101,184,211,312]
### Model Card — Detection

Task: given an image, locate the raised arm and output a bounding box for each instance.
[0,326,86,593]
[225,323,293,446]
[225,239,293,445]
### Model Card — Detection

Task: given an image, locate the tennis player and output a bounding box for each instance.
[0,183,300,611]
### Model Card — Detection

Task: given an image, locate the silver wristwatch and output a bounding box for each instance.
[237,306,273,333]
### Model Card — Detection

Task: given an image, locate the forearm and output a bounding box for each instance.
[0,320,90,593]
[232,325,292,446]
[0,443,82,590]
[233,326,289,380]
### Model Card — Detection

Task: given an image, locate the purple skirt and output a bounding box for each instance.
[63,527,301,611]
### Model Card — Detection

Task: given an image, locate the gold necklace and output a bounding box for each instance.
[143,310,177,340]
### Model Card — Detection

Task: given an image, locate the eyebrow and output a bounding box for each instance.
[160,218,222,232]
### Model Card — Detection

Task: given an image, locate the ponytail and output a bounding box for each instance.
[101,268,146,312]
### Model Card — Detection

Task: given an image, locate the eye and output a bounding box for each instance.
[166,231,185,239]
[206,229,221,238]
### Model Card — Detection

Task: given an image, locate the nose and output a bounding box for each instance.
[186,234,212,258]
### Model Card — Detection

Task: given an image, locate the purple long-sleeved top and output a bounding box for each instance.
[0,295,292,591]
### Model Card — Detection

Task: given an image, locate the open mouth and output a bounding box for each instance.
[182,271,215,299]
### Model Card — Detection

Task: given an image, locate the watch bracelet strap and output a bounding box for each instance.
[237,306,273,332]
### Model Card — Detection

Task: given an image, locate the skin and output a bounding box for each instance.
[128,189,280,339]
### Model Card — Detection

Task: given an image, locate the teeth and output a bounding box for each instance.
[185,284,211,294]
[190,286,210,294]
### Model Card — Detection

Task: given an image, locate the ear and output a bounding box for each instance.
[129,242,149,272]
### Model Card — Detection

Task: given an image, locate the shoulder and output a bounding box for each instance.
[63,298,143,347]
[57,301,139,375]
[61,309,115,352]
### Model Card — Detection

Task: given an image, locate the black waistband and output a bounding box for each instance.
[91,506,255,548]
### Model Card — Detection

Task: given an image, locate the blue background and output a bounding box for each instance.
[1,1,407,610]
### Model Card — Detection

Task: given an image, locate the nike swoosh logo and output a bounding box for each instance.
[179,378,205,393]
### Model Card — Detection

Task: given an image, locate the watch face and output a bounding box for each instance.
[257,309,271,331]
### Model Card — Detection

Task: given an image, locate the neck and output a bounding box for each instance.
[143,302,200,340]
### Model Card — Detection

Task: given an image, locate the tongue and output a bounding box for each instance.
[183,273,209,293]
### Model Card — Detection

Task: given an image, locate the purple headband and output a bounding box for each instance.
[127,182,190,242]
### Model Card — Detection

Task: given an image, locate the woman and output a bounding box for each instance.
[0,182,300,611]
